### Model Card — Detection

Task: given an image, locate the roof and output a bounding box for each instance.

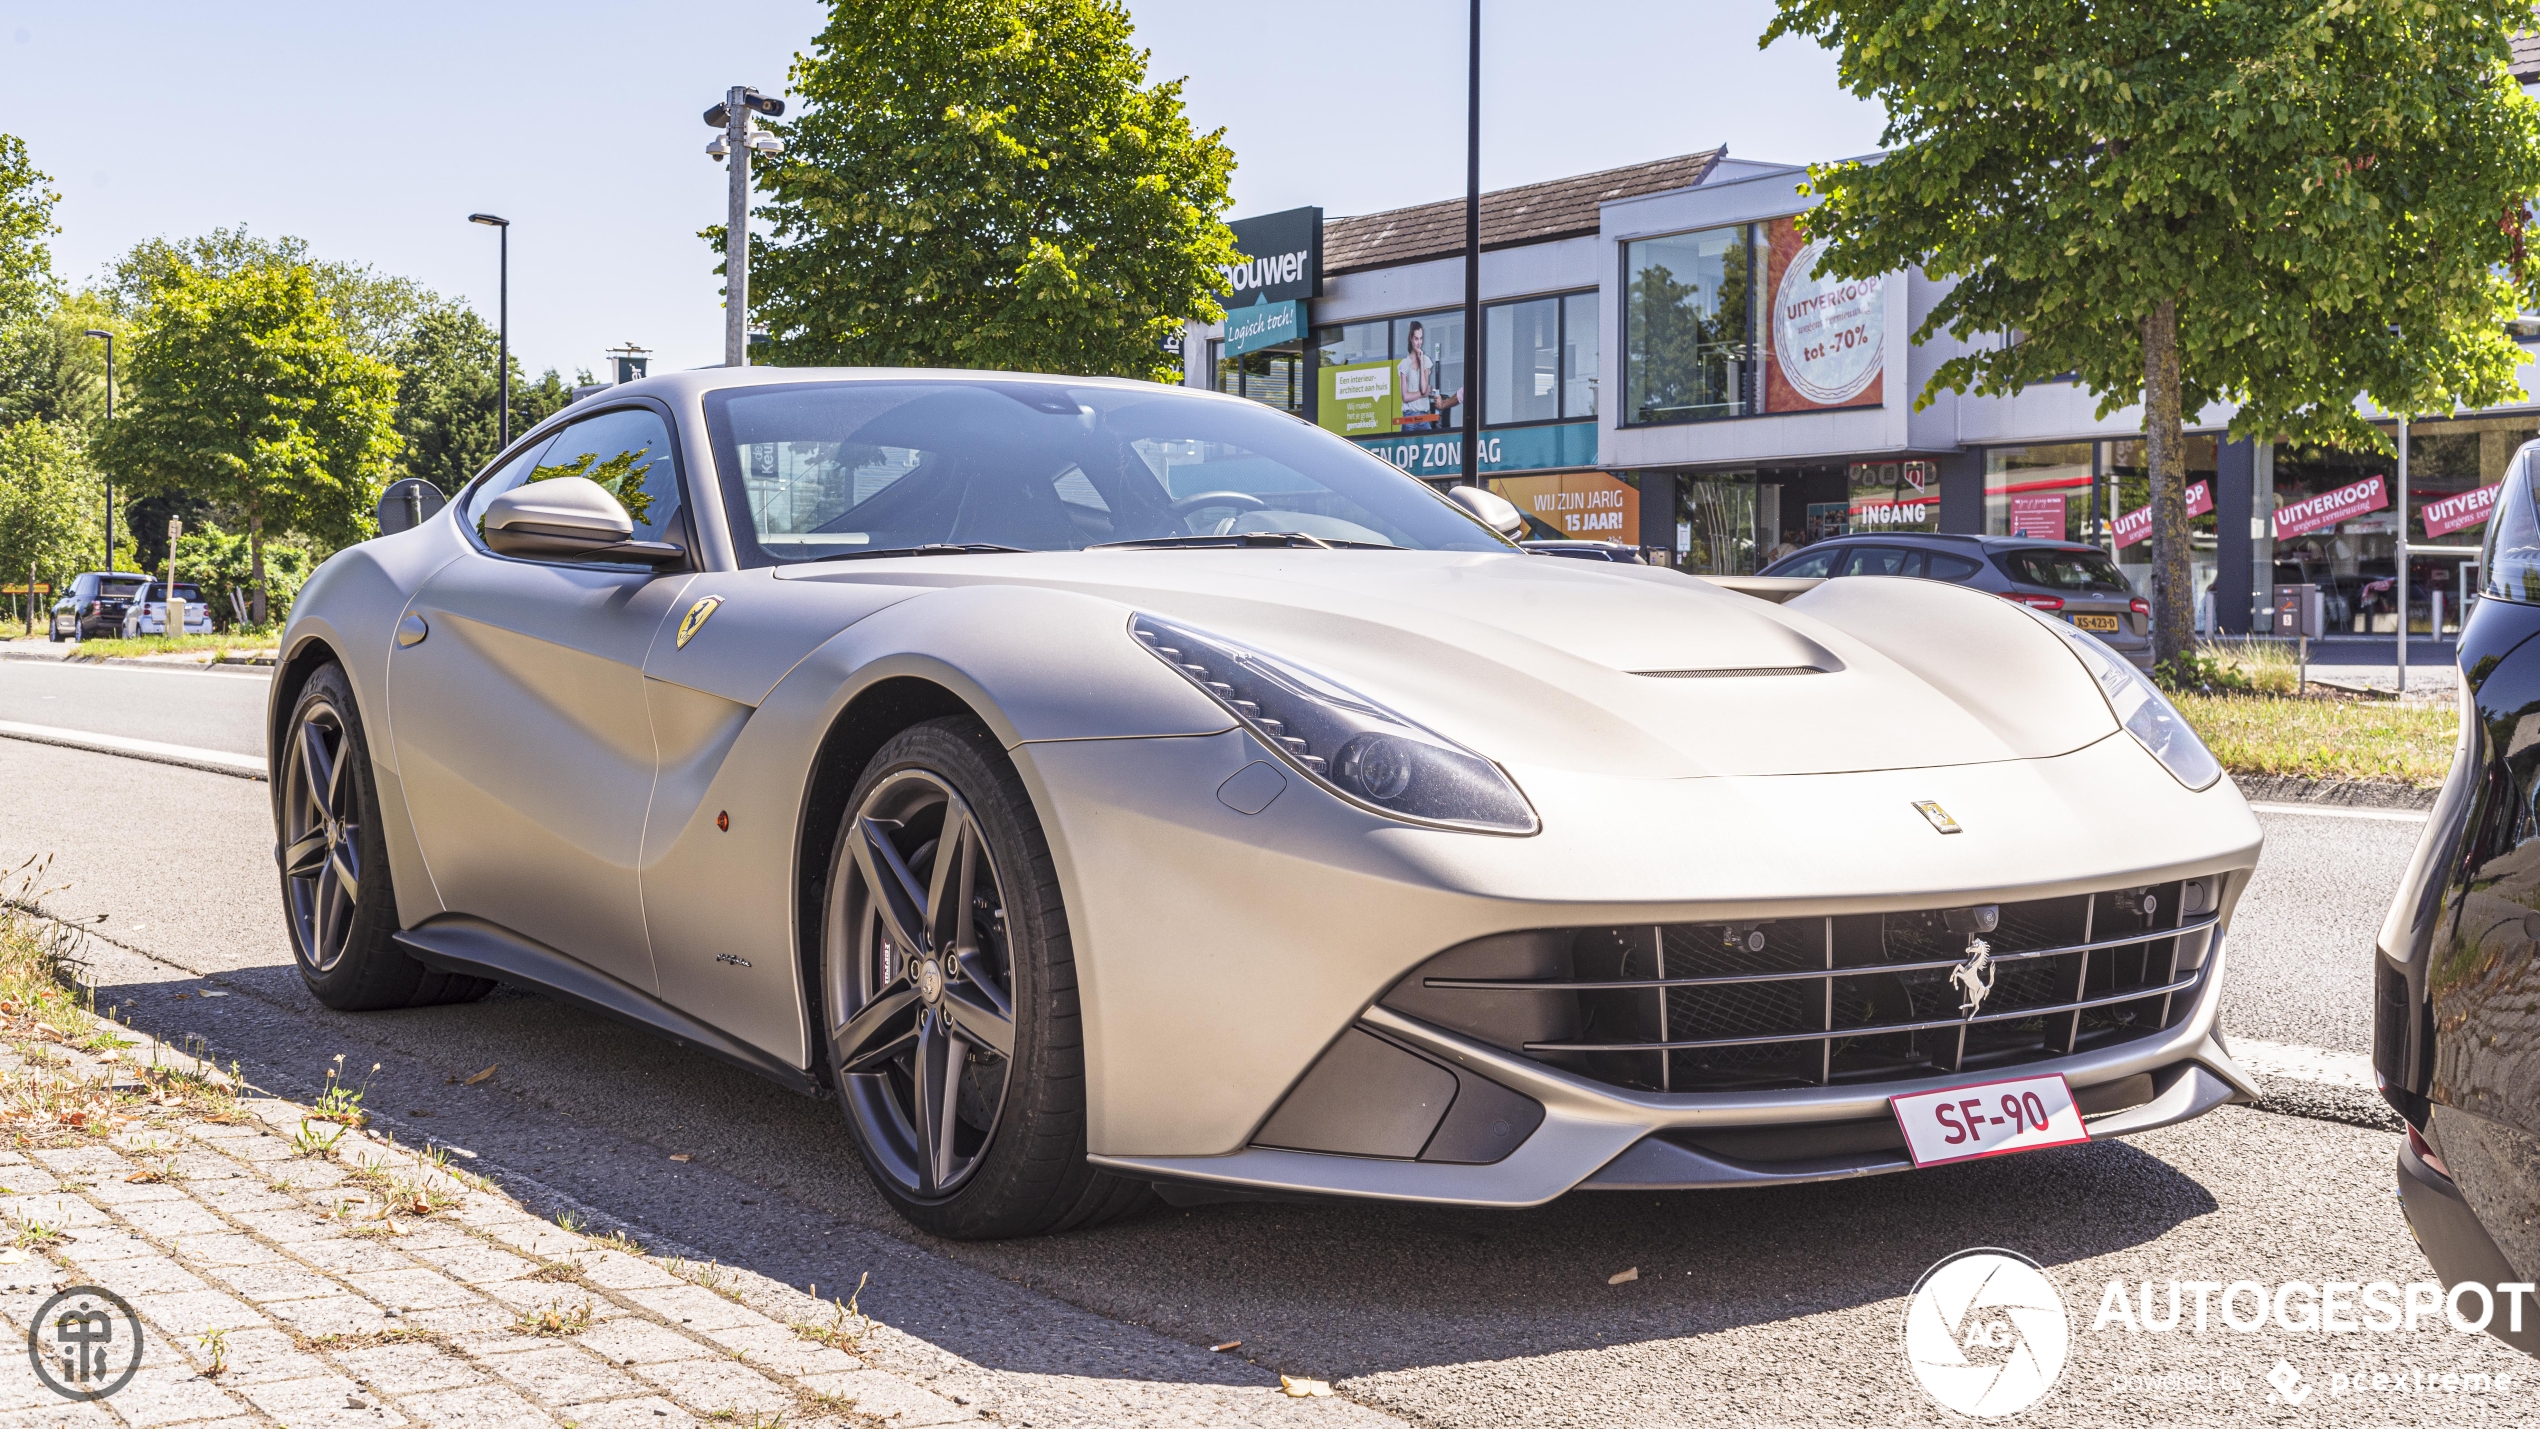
[2517,31,2540,82]
[1320,149,1726,276]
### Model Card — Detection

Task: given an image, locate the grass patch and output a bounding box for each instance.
[2171,691,2456,787]
[67,631,278,662]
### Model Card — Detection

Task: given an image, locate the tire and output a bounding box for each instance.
[278,663,494,1011]
[820,716,1155,1239]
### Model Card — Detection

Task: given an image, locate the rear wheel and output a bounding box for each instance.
[821,717,1154,1239]
[279,663,493,1011]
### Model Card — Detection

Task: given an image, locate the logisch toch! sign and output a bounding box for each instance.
[2273,475,2389,541]
[2423,483,2502,539]
[2111,482,2214,549]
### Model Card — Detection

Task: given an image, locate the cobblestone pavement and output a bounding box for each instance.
[0,1017,973,1429]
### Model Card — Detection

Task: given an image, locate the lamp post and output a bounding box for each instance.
[705,87,786,367]
[82,329,113,571]
[1458,0,1482,490]
[468,214,510,449]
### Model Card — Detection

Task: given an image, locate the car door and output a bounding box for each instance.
[389,403,698,993]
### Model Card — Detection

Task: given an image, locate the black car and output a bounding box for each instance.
[48,571,148,642]
[1761,532,2153,669]
[2378,439,2540,1357]
[1520,539,1645,563]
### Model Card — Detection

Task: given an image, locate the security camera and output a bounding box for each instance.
[706,138,730,160]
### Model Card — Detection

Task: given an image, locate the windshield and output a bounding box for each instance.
[701,380,1510,565]
[2002,548,2132,593]
[144,584,203,602]
[98,578,145,599]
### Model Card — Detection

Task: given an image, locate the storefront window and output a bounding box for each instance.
[2271,415,2538,633]
[1983,444,2094,538]
[1484,291,1598,427]
[1849,461,1941,533]
[1680,477,1757,573]
[1311,312,1464,434]
[1211,342,1305,416]
[1624,225,1753,426]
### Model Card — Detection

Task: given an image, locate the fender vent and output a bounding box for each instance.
[1632,666,1827,679]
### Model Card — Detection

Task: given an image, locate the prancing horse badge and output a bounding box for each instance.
[1913,800,1961,834]
[677,595,724,649]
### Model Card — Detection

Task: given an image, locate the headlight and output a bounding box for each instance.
[1130,613,1539,834]
[2034,614,2222,791]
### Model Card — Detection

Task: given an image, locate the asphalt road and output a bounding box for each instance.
[0,665,2522,1427]
[0,653,270,756]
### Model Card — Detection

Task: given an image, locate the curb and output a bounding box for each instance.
[0,646,277,670]
[0,720,265,781]
[2229,773,2436,811]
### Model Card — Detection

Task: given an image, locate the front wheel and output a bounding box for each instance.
[821,717,1153,1239]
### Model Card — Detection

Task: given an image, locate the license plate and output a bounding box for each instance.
[1891,1074,2089,1168]
[2071,614,2121,632]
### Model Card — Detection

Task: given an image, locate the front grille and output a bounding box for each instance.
[1380,883,2214,1094]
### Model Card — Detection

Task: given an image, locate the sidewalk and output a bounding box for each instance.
[0,1016,971,1428]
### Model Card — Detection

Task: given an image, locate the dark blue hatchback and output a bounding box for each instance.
[1760,533,2152,669]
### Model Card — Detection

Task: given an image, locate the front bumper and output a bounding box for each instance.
[2396,1137,2540,1357]
[1094,934,2257,1206]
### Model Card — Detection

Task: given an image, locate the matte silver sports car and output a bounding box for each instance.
[271,368,2265,1238]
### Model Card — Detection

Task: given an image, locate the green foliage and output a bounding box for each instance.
[527,448,654,525]
[1764,0,2540,452]
[390,305,589,492]
[169,521,314,628]
[0,419,105,597]
[0,134,58,335]
[95,258,400,621]
[106,228,437,360]
[740,0,1238,380]
[0,291,124,431]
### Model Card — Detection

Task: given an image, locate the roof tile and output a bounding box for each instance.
[1321,149,1725,275]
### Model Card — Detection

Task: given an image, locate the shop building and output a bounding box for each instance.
[1187,133,2540,634]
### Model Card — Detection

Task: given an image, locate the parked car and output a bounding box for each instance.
[1761,533,2154,669]
[119,581,214,638]
[2377,437,2540,1357]
[48,571,149,642]
[274,369,2261,1239]
[1521,539,1644,563]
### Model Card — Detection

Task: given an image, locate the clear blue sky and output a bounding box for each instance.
[0,1,1883,378]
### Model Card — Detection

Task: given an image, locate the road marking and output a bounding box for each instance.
[0,719,263,780]
[2247,801,2427,823]
[2230,1037,2376,1091]
[0,657,269,681]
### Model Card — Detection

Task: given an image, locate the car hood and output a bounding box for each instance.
[778,550,2124,781]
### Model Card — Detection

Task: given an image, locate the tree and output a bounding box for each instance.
[0,291,124,431]
[0,134,57,336]
[108,228,436,359]
[0,419,106,627]
[95,260,400,624]
[391,304,505,491]
[736,0,1238,381]
[1765,0,2540,663]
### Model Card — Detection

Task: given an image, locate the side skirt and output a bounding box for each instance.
[394,915,823,1098]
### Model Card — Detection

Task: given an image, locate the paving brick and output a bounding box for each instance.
[700,1321,862,1377]
[345,1268,483,1313]
[204,1260,341,1304]
[227,1207,339,1239]
[57,1252,203,1297]
[288,1235,415,1277]
[481,1341,649,1406]
[398,1301,515,1336]
[400,1382,559,1428]
[0,1193,110,1228]
[630,1356,793,1417]
[29,1146,129,1177]
[238,1372,412,1428]
[329,1340,487,1396]
[471,1217,586,1262]
[80,1177,188,1207]
[476,1277,620,1316]
[257,1293,393,1337]
[800,1368,977,1426]
[111,1201,228,1239]
[0,1166,61,1196]
[172,1325,329,1386]
[56,1229,159,1264]
[574,1249,677,1291]
[125,1289,262,1336]
[0,1399,120,1426]
[620,1284,765,1332]
[555,1397,704,1429]
[186,1180,296,1213]
[576,1316,720,1367]
[93,1362,251,1428]
[164,1233,283,1269]
[402,1239,533,1286]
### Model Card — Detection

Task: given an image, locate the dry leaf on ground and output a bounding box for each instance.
[463,1065,497,1086]
[1608,1267,1639,1285]
[1280,1376,1332,1398]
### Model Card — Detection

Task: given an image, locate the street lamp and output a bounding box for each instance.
[82,329,114,571]
[468,213,510,448]
[704,86,785,367]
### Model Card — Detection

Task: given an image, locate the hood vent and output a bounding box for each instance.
[1632,665,1831,679]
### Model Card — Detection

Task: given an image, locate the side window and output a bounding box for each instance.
[1774,548,1839,578]
[529,408,686,547]
[1839,546,1908,577]
[462,433,560,531]
[1926,552,1983,581]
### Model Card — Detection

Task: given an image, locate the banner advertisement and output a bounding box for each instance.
[1489,470,1639,544]
[2110,481,2214,549]
[2422,483,2501,539]
[1356,421,1598,481]
[1848,460,1938,530]
[1221,207,1322,306]
[2008,492,2068,541]
[1765,216,1886,413]
[1222,298,1302,359]
[1318,359,1399,438]
[2272,475,2388,542]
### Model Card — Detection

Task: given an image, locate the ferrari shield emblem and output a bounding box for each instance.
[676,595,724,649]
[1912,800,1961,835]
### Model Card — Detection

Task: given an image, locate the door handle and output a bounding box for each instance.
[396,613,429,648]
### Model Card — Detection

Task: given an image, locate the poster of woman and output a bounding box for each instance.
[1395,321,1461,431]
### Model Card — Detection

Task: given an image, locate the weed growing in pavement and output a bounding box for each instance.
[594,1226,643,1256]
[792,1272,872,1352]
[342,1160,458,1219]
[121,1154,182,1185]
[554,1208,587,1235]
[300,1327,436,1350]
[672,1257,746,1303]
[528,1259,583,1284]
[289,1121,343,1158]
[513,1298,594,1337]
[310,1055,375,1127]
[196,1327,228,1378]
[10,1215,61,1250]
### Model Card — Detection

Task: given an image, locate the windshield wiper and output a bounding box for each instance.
[797,542,1034,564]
[1089,532,1394,551]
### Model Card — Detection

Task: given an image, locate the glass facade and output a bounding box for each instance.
[1484,291,1598,426]
[1210,341,1305,416]
[1983,444,2094,538]
[1623,226,1753,425]
[1311,311,1466,430]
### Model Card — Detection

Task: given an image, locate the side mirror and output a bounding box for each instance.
[481,477,683,566]
[1446,484,1526,539]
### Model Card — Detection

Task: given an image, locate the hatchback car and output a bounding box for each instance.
[48,571,148,641]
[1762,534,2153,669]
[119,581,214,638]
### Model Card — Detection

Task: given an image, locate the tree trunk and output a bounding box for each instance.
[2142,299,2193,667]
[248,499,268,628]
